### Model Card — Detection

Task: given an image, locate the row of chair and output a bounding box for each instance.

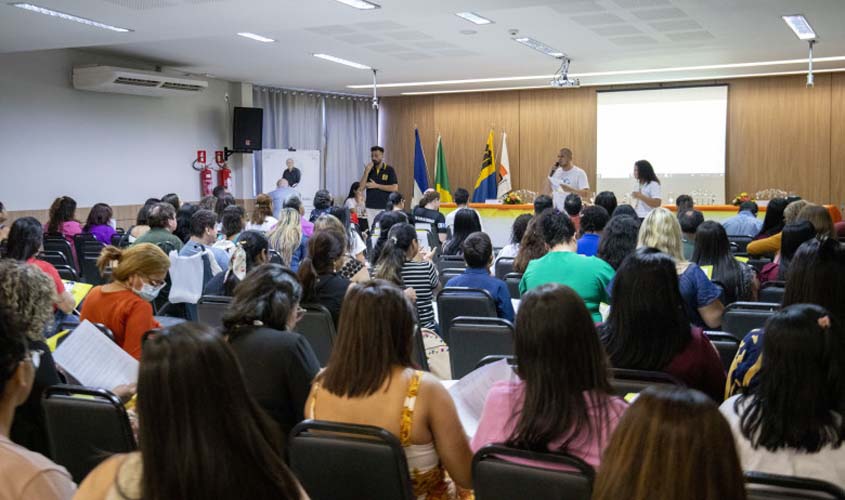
[41,232,110,285]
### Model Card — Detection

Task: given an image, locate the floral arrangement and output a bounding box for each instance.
[731,192,756,206]
[755,188,790,201]
[502,192,523,205]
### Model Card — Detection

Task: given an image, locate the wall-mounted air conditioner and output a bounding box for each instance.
[72,65,209,97]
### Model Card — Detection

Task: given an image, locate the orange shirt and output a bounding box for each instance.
[79,287,160,359]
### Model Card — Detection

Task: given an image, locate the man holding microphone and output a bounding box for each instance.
[548,148,590,211]
[359,146,399,225]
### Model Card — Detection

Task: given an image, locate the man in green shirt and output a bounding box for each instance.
[134,202,183,251]
[519,210,615,322]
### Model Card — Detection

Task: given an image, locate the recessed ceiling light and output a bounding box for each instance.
[237,32,275,43]
[334,0,380,10]
[313,53,371,70]
[513,37,564,58]
[460,29,478,35]
[10,3,132,32]
[456,12,494,25]
[782,14,816,41]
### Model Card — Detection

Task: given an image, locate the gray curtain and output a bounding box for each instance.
[325,96,377,198]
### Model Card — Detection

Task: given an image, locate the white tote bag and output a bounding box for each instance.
[167,250,204,304]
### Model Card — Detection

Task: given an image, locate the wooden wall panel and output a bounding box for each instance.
[831,73,845,208]
[379,96,435,199]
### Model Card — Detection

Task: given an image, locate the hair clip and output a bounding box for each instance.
[818,315,831,329]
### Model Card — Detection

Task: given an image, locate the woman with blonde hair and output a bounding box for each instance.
[245,193,278,233]
[268,208,307,272]
[79,243,170,359]
[637,207,723,328]
[313,214,368,282]
[798,204,836,239]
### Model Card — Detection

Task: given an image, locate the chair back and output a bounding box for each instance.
[43,385,136,483]
[43,237,76,271]
[73,233,98,258]
[450,317,514,379]
[473,444,595,500]
[81,254,106,285]
[504,272,522,299]
[494,258,515,279]
[110,233,124,247]
[38,251,70,268]
[704,331,741,371]
[296,304,337,366]
[436,254,467,274]
[747,257,772,273]
[436,287,498,345]
[759,281,786,304]
[745,471,845,499]
[476,355,516,371]
[722,301,779,340]
[54,264,80,281]
[609,368,683,397]
[81,240,105,257]
[289,420,415,500]
[197,295,232,329]
[440,268,466,283]
[728,235,754,254]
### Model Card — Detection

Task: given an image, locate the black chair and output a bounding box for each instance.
[43,237,76,271]
[504,272,522,300]
[197,295,232,329]
[73,233,98,260]
[288,420,415,500]
[80,254,106,285]
[449,317,514,379]
[728,235,754,254]
[745,471,845,499]
[722,301,779,340]
[747,257,772,273]
[296,304,337,366]
[494,257,515,280]
[759,281,786,304]
[475,354,516,370]
[609,368,683,397]
[42,385,137,483]
[705,331,741,372]
[110,233,124,246]
[436,287,497,346]
[82,240,105,257]
[54,264,80,281]
[38,250,70,268]
[436,254,467,274]
[268,249,284,265]
[473,443,595,500]
[440,267,465,283]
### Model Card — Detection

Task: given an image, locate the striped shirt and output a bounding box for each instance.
[400,260,439,329]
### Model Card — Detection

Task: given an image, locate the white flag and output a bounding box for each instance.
[497,132,512,199]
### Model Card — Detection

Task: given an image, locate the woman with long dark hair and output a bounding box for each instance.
[600,248,726,401]
[203,230,269,297]
[441,208,482,256]
[327,206,366,262]
[692,221,757,303]
[369,210,406,265]
[513,215,548,273]
[313,214,368,283]
[597,215,639,270]
[45,196,82,264]
[472,284,626,468]
[755,197,788,240]
[296,231,351,326]
[83,202,116,245]
[631,160,662,219]
[307,281,472,498]
[75,322,306,499]
[173,203,199,244]
[721,304,845,487]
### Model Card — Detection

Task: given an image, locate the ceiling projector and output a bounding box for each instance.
[550,77,581,88]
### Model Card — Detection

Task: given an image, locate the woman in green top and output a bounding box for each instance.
[519,210,615,322]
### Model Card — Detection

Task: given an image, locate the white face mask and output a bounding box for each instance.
[133,282,165,302]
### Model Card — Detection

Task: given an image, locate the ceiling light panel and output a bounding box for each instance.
[513,37,564,58]
[10,3,132,32]
[334,0,380,10]
[455,12,494,25]
[782,15,816,41]
[313,53,371,70]
[237,32,275,42]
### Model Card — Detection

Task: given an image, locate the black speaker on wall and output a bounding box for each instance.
[232,107,263,152]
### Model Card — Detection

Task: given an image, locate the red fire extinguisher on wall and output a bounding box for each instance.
[193,150,213,197]
[215,150,233,193]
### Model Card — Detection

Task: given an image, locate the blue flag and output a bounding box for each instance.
[413,128,429,203]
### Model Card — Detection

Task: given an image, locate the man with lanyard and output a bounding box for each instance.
[359,145,399,224]
[548,148,590,211]
[282,158,301,188]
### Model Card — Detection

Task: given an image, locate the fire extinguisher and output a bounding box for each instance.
[193,150,213,197]
[215,150,233,193]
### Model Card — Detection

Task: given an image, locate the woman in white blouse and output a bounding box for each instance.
[631,160,662,219]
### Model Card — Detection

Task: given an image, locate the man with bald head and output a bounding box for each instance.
[282,158,301,188]
[549,148,590,211]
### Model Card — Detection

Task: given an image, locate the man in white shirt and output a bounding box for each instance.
[548,148,590,211]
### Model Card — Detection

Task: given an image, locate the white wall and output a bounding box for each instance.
[0,48,242,210]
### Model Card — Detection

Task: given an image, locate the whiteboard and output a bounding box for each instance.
[260,149,322,209]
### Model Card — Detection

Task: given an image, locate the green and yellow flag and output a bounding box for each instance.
[434,136,453,203]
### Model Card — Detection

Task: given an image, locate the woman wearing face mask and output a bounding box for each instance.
[79,244,170,360]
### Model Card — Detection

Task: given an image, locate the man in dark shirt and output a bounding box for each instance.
[282,158,301,187]
[359,146,398,223]
[412,190,448,243]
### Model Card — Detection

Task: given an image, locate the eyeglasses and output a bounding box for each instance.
[26,348,45,370]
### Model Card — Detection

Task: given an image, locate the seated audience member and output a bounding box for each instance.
[369,211,406,266]
[471,284,626,467]
[593,387,746,500]
[76,323,307,500]
[212,185,227,199]
[327,206,366,263]
[83,203,116,245]
[675,194,695,213]
[309,189,334,223]
[678,209,704,260]
[306,281,472,497]
[720,304,845,487]
[44,196,82,260]
[837,220,845,239]
[747,198,806,256]
[198,195,217,213]
[597,215,639,270]
[692,221,758,304]
[0,306,76,500]
[445,232,514,322]
[160,192,180,211]
[373,191,413,229]
[441,208,482,256]
[80,244,169,359]
[375,223,439,330]
[222,265,320,437]
[611,204,639,226]
[296,231,351,327]
[446,188,481,229]
[282,196,314,238]
[758,220,816,282]
[577,205,609,257]
[133,202,183,251]
[533,194,553,215]
[600,248,726,401]
[6,217,75,314]
[799,204,837,240]
[0,261,64,456]
[213,204,245,256]
[727,237,845,398]
[245,194,278,233]
[204,231,268,297]
[314,214,368,282]
[268,208,308,272]
[126,198,159,244]
[173,203,199,244]
[753,197,788,242]
[344,182,366,229]
[413,191,448,243]
[513,214,549,274]
[639,208,724,329]
[594,191,617,218]
[269,178,299,220]
[214,193,236,223]
[496,213,532,262]
[0,201,9,241]
[722,201,763,237]
[563,193,583,232]
[180,209,229,275]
